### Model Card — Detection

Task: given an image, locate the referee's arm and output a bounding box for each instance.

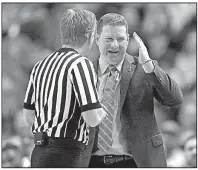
[70,58,107,127]
[23,108,35,127]
[23,66,36,127]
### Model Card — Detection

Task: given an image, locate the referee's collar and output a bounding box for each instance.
[58,47,78,53]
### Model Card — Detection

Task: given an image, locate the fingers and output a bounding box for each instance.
[133,32,145,49]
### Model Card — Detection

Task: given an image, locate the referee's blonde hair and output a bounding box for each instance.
[97,13,128,35]
[60,8,96,48]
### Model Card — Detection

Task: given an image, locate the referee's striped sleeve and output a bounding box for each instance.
[23,65,37,110]
[70,58,101,112]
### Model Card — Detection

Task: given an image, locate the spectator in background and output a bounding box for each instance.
[180,130,196,167]
[160,120,186,167]
[160,120,181,158]
[2,136,24,167]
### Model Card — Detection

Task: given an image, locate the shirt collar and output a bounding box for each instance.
[58,46,78,53]
[99,56,124,75]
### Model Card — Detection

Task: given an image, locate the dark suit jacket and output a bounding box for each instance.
[83,53,183,167]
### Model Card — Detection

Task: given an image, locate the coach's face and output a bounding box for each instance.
[96,25,129,65]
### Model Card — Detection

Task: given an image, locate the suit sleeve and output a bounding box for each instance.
[148,61,183,107]
[70,58,102,112]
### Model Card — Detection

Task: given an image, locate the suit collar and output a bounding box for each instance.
[92,53,137,110]
[98,57,125,75]
[92,53,136,74]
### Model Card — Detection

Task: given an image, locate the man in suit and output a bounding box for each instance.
[85,13,183,168]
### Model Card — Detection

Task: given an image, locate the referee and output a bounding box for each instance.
[23,8,107,168]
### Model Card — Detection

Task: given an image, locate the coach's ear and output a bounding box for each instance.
[95,33,99,47]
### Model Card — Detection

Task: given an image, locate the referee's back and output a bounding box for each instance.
[23,8,107,168]
[24,47,102,144]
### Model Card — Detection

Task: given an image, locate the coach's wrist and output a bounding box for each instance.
[141,60,155,73]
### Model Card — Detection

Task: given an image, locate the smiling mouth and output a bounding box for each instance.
[108,51,119,54]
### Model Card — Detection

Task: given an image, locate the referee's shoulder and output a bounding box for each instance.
[71,53,93,66]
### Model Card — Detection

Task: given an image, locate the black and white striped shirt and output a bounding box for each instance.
[23,47,101,144]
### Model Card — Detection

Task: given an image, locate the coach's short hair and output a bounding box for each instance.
[97,13,128,35]
[60,8,96,47]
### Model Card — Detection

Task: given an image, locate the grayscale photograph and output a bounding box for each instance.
[2,3,197,168]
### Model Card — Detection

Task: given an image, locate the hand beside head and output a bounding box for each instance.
[96,13,151,68]
[60,10,150,65]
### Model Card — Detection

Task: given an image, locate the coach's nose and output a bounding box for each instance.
[111,39,119,48]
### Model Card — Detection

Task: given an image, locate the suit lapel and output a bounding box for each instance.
[120,53,137,110]
[92,54,136,110]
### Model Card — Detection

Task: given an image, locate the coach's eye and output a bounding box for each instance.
[105,38,113,41]
[117,38,124,42]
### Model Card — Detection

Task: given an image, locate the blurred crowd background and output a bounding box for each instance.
[2,3,197,167]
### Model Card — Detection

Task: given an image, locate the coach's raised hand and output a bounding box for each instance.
[133,32,154,73]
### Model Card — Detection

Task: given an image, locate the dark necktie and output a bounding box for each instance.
[98,65,119,151]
